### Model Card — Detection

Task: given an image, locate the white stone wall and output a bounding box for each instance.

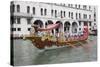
[11,1,97,37]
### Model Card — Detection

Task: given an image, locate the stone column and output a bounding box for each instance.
[69,24,72,35]
[44,22,45,28]
[54,29,56,36]
[81,21,84,32]
[62,23,64,34]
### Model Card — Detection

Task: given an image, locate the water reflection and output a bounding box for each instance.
[33,47,73,64]
[13,36,97,66]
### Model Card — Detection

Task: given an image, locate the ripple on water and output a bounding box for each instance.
[13,36,97,66]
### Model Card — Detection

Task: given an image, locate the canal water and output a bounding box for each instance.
[13,36,97,66]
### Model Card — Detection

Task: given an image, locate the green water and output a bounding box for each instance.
[13,36,97,66]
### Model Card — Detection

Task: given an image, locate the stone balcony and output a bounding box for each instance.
[78,18,94,22]
[11,12,33,18]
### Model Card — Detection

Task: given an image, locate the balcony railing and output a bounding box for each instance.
[11,12,33,18]
[77,18,94,22]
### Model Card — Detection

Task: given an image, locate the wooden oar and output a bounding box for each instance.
[76,41,85,48]
[66,42,76,48]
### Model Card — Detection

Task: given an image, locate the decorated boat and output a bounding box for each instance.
[23,23,89,49]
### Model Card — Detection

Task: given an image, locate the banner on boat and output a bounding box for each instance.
[37,23,60,31]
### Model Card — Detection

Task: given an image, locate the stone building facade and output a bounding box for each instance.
[10,1,97,37]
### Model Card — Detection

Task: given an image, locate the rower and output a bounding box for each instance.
[30,24,39,36]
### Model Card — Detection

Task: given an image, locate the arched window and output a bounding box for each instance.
[44,9,47,15]
[55,21,62,33]
[71,12,73,19]
[55,10,57,17]
[72,22,78,33]
[76,13,78,19]
[51,9,53,16]
[89,15,91,19]
[79,21,81,26]
[61,11,62,18]
[17,4,20,12]
[27,6,30,13]
[79,13,81,19]
[79,5,80,8]
[27,18,31,24]
[83,14,87,19]
[68,4,70,7]
[34,20,43,28]
[41,8,43,15]
[11,16,16,24]
[64,21,70,32]
[69,12,70,18]
[33,7,35,14]
[75,4,77,8]
[89,6,91,10]
[70,4,73,7]
[89,22,91,26]
[83,5,87,10]
[64,11,66,17]
[11,4,15,12]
